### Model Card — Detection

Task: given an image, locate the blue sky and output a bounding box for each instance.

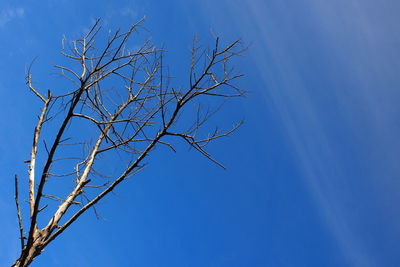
[1,0,399,266]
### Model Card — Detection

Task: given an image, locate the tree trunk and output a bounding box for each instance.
[12,229,46,267]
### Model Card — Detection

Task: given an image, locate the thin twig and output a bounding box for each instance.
[14,175,25,250]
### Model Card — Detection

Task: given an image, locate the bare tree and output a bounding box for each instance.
[12,18,245,267]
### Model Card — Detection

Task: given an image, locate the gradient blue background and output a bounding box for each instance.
[1,0,400,266]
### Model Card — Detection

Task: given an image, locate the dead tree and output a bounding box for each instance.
[12,18,245,267]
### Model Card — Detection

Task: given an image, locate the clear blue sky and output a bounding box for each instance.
[1,0,400,266]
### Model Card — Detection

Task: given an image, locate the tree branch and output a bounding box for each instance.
[14,175,25,250]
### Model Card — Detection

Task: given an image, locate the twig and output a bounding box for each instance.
[14,175,25,250]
